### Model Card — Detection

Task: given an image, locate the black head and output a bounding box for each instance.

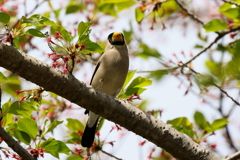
[108,32,125,45]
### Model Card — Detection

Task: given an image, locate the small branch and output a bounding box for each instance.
[223,151,240,160]
[214,84,240,106]
[179,26,240,66]
[101,149,122,160]
[175,0,204,25]
[0,126,35,160]
[222,0,240,7]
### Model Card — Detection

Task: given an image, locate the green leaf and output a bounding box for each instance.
[203,19,228,32]
[13,37,20,49]
[20,14,56,27]
[99,4,117,17]
[135,7,144,23]
[205,60,223,78]
[18,118,38,139]
[66,118,84,131]
[222,8,240,20]
[78,21,92,38]
[194,111,207,130]
[0,12,10,23]
[8,101,38,117]
[210,118,229,131]
[219,3,232,12]
[12,130,31,145]
[25,29,46,38]
[194,74,216,87]
[122,70,136,89]
[67,155,83,160]
[60,27,72,42]
[167,117,192,127]
[66,5,81,14]
[137,43,161,59]
[40,138,70,158]
[6,123,31,145]
[127,76,152,89]
[148,69,168,80]
[43,120,63,137]
[0,72,9,82]
[84,42,104,53]
[1,99,13,127]
[116,1,137,12]
[167,117,195,137]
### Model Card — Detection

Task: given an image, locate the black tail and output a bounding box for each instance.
[81,119,98,148]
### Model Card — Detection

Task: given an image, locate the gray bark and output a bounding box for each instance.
[0,42,220,160]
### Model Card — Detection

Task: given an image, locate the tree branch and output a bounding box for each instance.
[175,0,204,25]
[222,0,240,7]
[223,151,240,160]
[174,26,240,67]
[0,42,220,160]
[0,126,34,160]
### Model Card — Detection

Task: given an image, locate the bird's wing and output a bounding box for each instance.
[84,61,101,115]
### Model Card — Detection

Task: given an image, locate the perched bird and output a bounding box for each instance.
[81,32,129,148]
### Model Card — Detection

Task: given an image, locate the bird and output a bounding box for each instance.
[81,32,129,148]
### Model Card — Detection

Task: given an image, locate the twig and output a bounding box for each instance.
[175,0,204,25]
[226,90,240,117]
[101,149,122,160]
[0,126,35,160]
[223,151,240,160]
[181,26,240,66]
[214,84,240,106]
[222,0,240,7]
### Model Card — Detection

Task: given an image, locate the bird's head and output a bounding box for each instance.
[108,32,125,45]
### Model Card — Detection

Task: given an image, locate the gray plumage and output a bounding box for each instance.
[81,32,129,148]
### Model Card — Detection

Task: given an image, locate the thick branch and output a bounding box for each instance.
[0,126,34,160]
[223,151,240,160]
[0,43,220,160]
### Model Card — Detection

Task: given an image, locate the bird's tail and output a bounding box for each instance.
[81,118,98,148]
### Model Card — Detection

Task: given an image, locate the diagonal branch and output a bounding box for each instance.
[222,0,240,7]
[175,0,204,25]
[0,42,220,160]
[0,126,35,160]
[223,151,240,160]
[179,26,240,66]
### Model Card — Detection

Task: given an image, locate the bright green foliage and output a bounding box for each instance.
[167,117,196,137]
[40,138,70,158]
[65,118,84,144]
[0,12,10,23]
[99,0,136,17]
[8,100,39,117]
[137,43,161,59]
[66,118,84,132]
[18,118,38,139]
[194,74,216,88]
[2,75,21,98]
[6,123,31,145]
[25,29,46,38]
[135,7,145,23]
[119,71,152,98]
[41,119,63,139]
[0,72,9,82]
[67,155,84,160]
[66,4,85,14]
[1,100,13,127]
[168,111,229,143]
[203,19,228,32]
[147,69,168,80]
